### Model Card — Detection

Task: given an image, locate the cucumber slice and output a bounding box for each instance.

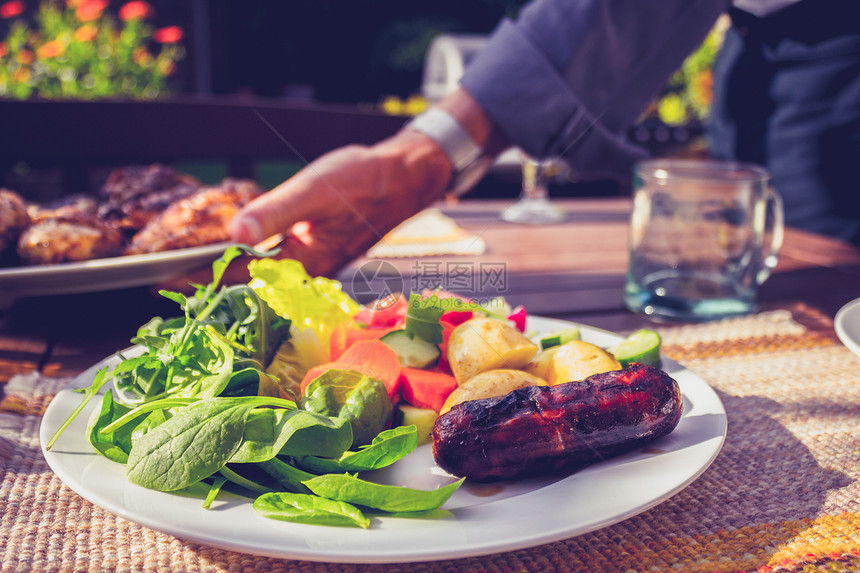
[380,329,441,369]
[539,326,582,350]
[607,329,662,368]
[397,404,438,446]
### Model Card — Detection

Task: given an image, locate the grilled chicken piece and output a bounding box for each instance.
[123,178,263,255]
[17,217,124,265]
[27,194,99,224]
[0,189,30,256]
[432,364,683,482]
[97,164,200,233]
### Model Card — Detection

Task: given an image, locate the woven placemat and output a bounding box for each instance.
[1,307,859,572]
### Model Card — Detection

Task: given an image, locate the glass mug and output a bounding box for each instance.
[623,158,784,322]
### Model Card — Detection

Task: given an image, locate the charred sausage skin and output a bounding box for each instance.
[431,363,683,482]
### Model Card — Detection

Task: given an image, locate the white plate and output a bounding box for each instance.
[835,297,860,358]
[40,316,727,564]
[0,242,234,298]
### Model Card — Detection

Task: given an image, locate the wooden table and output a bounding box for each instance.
[2,197,859,386]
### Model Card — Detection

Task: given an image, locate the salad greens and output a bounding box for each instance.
[254,492,371,529]
[301,369,392,447]
[304,473,464,513]
[404,291,510,344]
[296,425,418,473]
[47,249,462,529]
[248,257,360,358]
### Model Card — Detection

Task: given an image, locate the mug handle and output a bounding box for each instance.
[756,186,784,285]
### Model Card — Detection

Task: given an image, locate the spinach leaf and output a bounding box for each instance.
[130,409,171,443]
[301,369,392,447]
[218,465,273,495]
[203,477,227,510]
[126,398,259,491]
[257,456,315,494]
[303,473,464,513]
[85,390,135,463]
[228,408,352,464]
[253,492,370,528]
[296,425,418,473]
[221,366,267,398]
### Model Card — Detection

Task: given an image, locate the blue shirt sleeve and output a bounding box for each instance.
[460,0,730,181]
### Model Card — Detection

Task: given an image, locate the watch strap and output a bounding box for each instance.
[406,108,484,173]
[406,108,491,196]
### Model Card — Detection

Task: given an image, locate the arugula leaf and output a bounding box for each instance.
[303,473,464,513]
[45,366,112,450]
[253,492,370,528]
[296,425,418,473]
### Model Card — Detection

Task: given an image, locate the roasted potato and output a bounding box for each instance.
[526,340,621,385]
[522,345,561,381]
[447,317,538,383]
[440,368,547,414]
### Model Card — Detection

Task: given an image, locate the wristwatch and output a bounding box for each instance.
[405,108,494,196]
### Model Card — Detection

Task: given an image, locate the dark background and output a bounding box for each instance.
[147,0,527,102]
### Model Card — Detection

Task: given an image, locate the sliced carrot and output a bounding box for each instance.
[333,339,402,402]
[345,326,398,350]
[400,367,458,412]
[329,322,350,362]
[330,323,397,362]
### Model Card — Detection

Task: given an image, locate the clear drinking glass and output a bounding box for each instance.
[623,158,784,322]
[501,153,565,224]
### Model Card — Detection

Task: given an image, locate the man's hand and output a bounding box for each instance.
[228,131,453,278]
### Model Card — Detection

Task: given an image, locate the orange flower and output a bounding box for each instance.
[691,69,714,110]
[73,23,98,43]
[0,1,25,19]
[0,42,7,58]
[132,46,151,66]
[75,0,108,22]
[13,66,29,83]
[37,39,65,59]
[119,1,152,21]
[157,59,174,76]
[153,26,182,44]
[17,48,34,64]
[65,0,82,7]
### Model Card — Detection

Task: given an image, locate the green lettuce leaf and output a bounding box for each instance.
[248,259,360,359]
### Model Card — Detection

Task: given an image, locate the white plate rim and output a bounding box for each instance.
[835,297,860,358]
[0,242,234,296]
[40,316,727,564]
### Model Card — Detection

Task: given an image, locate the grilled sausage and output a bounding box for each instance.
[431,363,682,481]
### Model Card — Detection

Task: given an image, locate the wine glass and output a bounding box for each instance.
[501,152,565,224]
